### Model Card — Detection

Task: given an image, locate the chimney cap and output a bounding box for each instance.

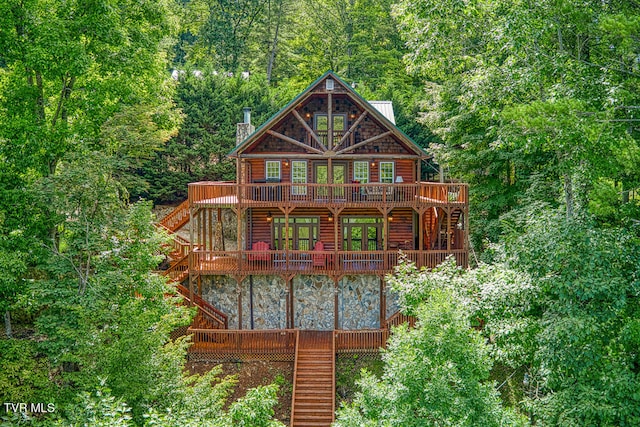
[242,107,251,124]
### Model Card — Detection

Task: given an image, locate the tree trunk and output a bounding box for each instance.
[4,310,12,339]
[564,174,574,221]
[266,12,280,84]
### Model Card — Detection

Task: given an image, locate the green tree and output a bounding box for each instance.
[335,260,524,427]
[393,0,640,244]
[141,72,278,203]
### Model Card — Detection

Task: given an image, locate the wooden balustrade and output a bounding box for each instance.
[334,329,390,353]
[189,329,297,355]
[190,249,467,276]
[188,181,236,207]
[158,199,190,232]
[188,181,468,209]
[385,311,417,329]
[164,255,189,282]
[176,284,228,329]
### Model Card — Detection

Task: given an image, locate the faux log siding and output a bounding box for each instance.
[247,159,416,184]
[395,160,416,183]
[246,159,291,182]
[247,208,415,250]
[387,209,415,250]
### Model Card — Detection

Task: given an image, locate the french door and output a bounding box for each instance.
[314,162,346,199]
[342,218,382,251]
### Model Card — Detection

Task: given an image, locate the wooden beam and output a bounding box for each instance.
[292,109,327,152]
[327,92,333,150]
[240,153,421,159]
[335,131,394,155]
[334,111,368,150]
[266,130,324,155]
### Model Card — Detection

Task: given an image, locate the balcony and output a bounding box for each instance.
[189,249,468,276]
[188,181,468,210]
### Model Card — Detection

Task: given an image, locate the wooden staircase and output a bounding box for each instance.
[291,331,335,427]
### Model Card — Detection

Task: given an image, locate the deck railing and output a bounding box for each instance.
[189,329,297,355]
[334,329,390,353]
[158,199,191,232]
[189,249,467,276]
[164,255,189,282]
[189,181,468,208]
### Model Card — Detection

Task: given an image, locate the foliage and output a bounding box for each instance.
[496,211,640,426]
[393,0,640,245]
[335,260,524,427]
[141,72,279,202]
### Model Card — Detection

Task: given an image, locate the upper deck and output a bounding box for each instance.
[188,181,468,210]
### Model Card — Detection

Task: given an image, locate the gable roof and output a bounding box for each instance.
[229,71,427,158]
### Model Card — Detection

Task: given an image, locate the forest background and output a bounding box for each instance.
[1,0,639,425]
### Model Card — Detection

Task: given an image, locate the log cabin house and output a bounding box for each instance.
[162,70,468,333]
[160,71,469,425]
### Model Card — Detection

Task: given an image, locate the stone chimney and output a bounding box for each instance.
[236,107,255,146]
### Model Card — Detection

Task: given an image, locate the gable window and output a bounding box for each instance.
[353,161,369,184]
[266,160,281,181]
[291,160,307,195]
[314,114,346,131]
[379,162,394,184]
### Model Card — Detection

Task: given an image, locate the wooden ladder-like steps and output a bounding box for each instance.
[291,331,335,427]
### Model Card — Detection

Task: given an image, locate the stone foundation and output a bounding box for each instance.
[201,275,239,329]
[241,276,287,330]
[293,275,334,330]
[338,275,380,329]
[200,274,386,330]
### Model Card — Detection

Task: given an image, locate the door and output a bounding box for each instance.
[314,163,346,199]
[343,218,382,251]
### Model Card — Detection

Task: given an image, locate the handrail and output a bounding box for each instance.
[189,329,297,354]
[158,199,190,232]
[188,181,469,208]
[290,329,300,427]
[334,329,389,353]
[176,284,228,329]
[164,254,189,282]
[190,249,468,275]
[331,329,336,423]
[385,311,416,329]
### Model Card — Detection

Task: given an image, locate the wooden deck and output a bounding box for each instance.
[189,249,468,277]
[188,181,468,210]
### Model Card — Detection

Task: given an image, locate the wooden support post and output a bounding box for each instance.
[418,208,425,253]
[334,278,339,330]
[327,93,333,150]
[447,206,451,252]
[380,276,386,329]
[237,278,243,330]
[288,277,294,329]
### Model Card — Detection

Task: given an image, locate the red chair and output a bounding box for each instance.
[248,241,270,261]
[312,241,327,267]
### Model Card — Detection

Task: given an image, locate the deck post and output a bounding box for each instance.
[237,278,243,330]
[334,278,339,330]
[380,276,385,328]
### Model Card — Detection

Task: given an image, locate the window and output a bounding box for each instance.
[266,160,281,181]
[314,114,346,131]
[353,161,369,184]
[379,162,394,184]
[291,160,307,195]
[326,78,334,90]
